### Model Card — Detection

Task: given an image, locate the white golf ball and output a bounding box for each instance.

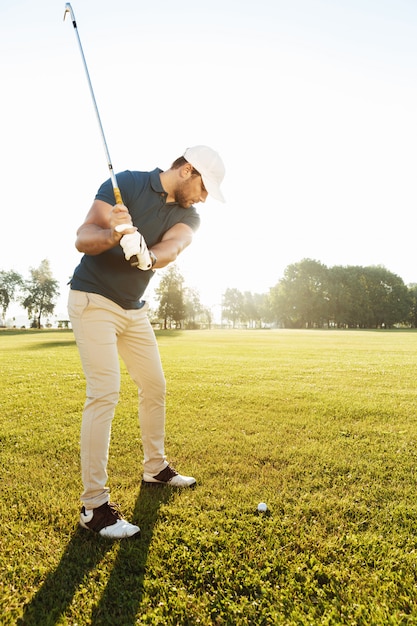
[257,502,267,512]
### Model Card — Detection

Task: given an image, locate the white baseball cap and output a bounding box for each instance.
[183,145,226,203]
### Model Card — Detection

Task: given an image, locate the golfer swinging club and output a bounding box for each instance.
[68,145,226,539]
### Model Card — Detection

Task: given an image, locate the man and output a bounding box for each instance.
[68,145,225,539]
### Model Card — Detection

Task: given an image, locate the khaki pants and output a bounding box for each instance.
[68,290,167,509]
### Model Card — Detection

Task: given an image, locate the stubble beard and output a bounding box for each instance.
[174,180,195,209]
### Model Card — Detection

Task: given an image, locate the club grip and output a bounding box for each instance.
[113,187,123,205]
[113,187,137,263]
[112,190,140,266]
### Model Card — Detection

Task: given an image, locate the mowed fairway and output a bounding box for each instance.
[2,328,417,625]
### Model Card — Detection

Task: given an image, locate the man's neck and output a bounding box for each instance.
[159,170,176,203]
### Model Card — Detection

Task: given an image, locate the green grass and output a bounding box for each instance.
[2,328,417,625]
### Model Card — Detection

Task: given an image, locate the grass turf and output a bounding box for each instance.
[1,328,417,624]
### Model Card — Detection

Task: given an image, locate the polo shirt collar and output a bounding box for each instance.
[150,168,166,195]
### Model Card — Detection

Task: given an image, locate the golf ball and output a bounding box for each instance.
[257,502,268,512]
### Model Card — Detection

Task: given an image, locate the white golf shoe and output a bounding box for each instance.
[142,464,196,488]
[79,502,140,539]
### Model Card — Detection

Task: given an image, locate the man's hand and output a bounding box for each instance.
[111,205,136,240]
[118,228,153,270]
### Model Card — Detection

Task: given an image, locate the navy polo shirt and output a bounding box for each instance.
[70,169,200,309]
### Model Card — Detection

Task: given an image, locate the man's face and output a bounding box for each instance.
[175,175,208,209]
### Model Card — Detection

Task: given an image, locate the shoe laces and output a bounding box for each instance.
[154,464,179,482]
[87,502,123,532]
[106,502,123,521]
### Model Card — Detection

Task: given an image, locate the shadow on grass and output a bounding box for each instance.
[0,329,74,336]
[27,340,77,350]
[18,484,174,626]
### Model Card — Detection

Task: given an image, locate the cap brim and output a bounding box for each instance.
[202,176,225,203]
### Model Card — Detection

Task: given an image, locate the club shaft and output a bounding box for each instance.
[65,4,122,205]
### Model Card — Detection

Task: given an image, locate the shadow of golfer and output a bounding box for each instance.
[18,484,174,626]
[89,484,177,625]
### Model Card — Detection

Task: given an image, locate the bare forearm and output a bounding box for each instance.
[150,238,190,269]
[75,224,121,255]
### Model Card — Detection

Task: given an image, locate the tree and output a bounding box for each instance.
[155,266,186,329]
[0,269,24,323]
[408,284,417,328]
[268,261,413,329]
[200,306,213,329]
[362,266,411,328]
[222,288,244,327]
[326,265,367,328]
[242,291,256,327]
[242,291,268,328]
[328,265,411,328]
[184,287,203,328]
[270,259,329,328]
[20,259,60,329]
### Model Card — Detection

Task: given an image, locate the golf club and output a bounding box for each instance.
[64,3,140,267]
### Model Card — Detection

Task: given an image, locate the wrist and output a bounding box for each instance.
[149,251,157,267]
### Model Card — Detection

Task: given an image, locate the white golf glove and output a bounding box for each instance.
[117,227,153,270]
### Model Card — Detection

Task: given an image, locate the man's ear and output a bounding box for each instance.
[179,163,194,180]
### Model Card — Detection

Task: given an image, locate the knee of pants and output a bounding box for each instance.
[138,375,166,401]
[86,387,120,407]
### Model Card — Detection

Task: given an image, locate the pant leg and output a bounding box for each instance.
[117,303,167,476]
[68,290,124,508]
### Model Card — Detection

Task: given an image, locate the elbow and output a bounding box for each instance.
[155,246,183,269]
[75,237,85,253]
[169,248,181,262]
[75,236,93,255]
[158,251,178,269]
[168,242,188,263]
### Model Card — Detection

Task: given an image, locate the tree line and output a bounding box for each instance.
[2,258,417,330]
[268,259,417,329]
[0,260,60,328]
[153,260,417,329]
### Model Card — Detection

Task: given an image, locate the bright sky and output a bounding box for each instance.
[2,0,417,322]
